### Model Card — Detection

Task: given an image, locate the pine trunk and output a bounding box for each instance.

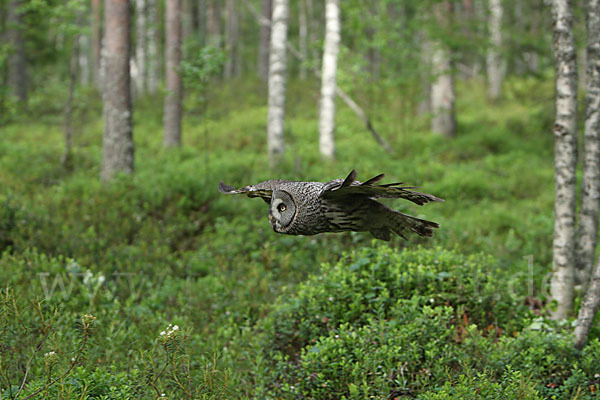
[550,0,578,320]
[6,0,27,103]
[63,36,80,168]
[207,0,222,47]
[164,0,183,147]
[267,0,289,165]
[486,0,504,100]
[575,0,600,285]
[135,0,147,95]
[319,0,340,159]
[258,0,272,82]
[101,0,134,181]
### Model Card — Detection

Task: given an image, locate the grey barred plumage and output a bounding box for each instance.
[218,170,444,241]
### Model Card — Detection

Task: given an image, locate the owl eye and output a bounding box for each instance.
[278,203,287,213]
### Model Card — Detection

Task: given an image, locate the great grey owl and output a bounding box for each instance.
[218,170,443,241]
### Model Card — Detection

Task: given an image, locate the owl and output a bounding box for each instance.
[218,170,443,241]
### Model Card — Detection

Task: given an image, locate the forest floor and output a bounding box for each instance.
[1,76,599,399]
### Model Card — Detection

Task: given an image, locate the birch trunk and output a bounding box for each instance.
[431,45,456,137]
[267,0,289,165]
[63,36,80,168]
[101,0,134,181]
[92,0,103,88]
[78,35,91,86]
[6,0,27,103]
[225,0,240,78]
[147,0,159,94]
[164,0,183,147]
[135,0,147,95]
[318,0,340,159]
[575,255,600,349]
[486,0,504,100]
[575,0,600,286]
[258,0,272,82]
[550,0,578,320]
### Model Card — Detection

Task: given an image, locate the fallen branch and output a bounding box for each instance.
[241,0,394,154]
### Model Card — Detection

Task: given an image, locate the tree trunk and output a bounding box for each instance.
[78,34,91,86]
[486,0,504,100]
[318,0,340,159]
[575,255,600,349]
[299,0,308,79]
[431,45,456,137]
[146,0,160,94]
[307,0,320,70]
[92,0,103,88]
[164,0,183,147]
[418,33,432,115]
[6,0,27,104]
[258,0,272,82]
[430,2,456,137]
[550,0,578,320]
[225,0,240,78]
[101,0,134,181]
[575,0,600,285]
[135,0,147,96]
[207,0,221,48]
[267,0,289,165]
[63,35,80,168]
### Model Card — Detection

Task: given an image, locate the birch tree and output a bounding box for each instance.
[573,0,600,348]
[549,0,578,320]
[135,0,147,95]
[147,0,159,94]
[319,0,340,159]
[164,0,183,147]
[576,0,600,286]
[101,0,134,181]
[267,0,289,165]
[258,0,272,82]
[431,2,456,137]
[486,0,504,100]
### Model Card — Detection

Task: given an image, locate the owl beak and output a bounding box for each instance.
[269,213,275,224]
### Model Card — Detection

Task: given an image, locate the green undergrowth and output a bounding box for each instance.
[1,76,599,399]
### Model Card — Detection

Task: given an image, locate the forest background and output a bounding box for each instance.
[2,0,600,399]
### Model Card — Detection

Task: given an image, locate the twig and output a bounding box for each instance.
[241,0,394,154]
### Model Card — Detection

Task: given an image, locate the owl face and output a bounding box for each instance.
[269,190,297,233]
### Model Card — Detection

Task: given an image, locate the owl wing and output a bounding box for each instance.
[320,170,444,206]
[218,180,287,204]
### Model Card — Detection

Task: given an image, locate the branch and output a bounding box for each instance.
[241,0,394,154]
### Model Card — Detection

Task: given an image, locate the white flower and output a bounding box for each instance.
[160,331,166,336]
[172,325,179,331]
[44,351,56,357]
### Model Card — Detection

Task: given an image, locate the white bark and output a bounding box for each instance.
[318,0,340,159]
[575,0,600,286]
[550,0,578,320]
[486,0,504,100]
[135,0,147,95]
[147,0,159,94]
[431,44,456,137]
[267,0,289,165]
[78,34,91,85]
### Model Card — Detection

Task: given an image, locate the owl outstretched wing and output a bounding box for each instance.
[218,180,288,203]
[320,170,444,206]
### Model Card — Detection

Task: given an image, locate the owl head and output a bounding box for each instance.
[268,190,297,233]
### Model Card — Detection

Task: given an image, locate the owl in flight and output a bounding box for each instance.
[218,170,443,241]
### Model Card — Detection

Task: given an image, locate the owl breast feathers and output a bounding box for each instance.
[218,170,444,241]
